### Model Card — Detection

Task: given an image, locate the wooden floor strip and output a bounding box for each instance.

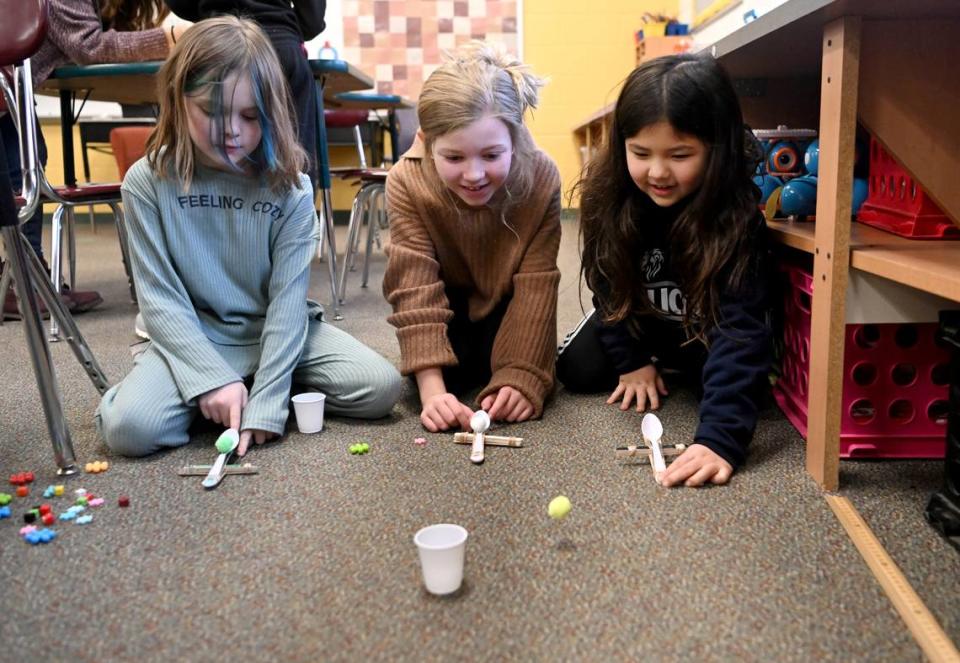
[826,495,960,663]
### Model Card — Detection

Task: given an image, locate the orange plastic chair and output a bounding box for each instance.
[109,126,154,179]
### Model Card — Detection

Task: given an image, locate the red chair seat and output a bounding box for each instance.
[324,109,369,128]
[47,182,121,202]
[329,167,388,181]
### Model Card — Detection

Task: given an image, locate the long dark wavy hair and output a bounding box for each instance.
[577,54,761,342]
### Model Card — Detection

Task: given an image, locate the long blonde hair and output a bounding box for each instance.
[417,41,546,209]
[146,16,306,192]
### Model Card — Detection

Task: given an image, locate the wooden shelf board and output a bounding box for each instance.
[709,0,960,78]
[768,219,960,302]
[851,241,960,304]
[572,103,614,135]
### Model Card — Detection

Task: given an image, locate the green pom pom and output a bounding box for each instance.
[215,430,238,454]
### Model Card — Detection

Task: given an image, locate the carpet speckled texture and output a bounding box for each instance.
[1,221,957,662]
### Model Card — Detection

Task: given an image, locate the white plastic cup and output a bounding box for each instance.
[413,524,469,595]
[291,392,326,433]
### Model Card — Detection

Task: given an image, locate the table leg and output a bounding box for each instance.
[59,91,76,188]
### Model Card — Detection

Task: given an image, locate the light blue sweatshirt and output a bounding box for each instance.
[120,158,319,433]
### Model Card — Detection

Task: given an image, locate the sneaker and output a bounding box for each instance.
[134,312,150,340]
[60,283,103,313]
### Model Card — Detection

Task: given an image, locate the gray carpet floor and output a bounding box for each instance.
[0,219,957,662]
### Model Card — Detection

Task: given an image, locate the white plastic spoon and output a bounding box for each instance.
[469,410,490,465]
[640,413,666,483]
[202,428,239,489]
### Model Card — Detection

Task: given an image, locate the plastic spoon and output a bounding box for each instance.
[640,413,666,483]
[202,428,239,489]
[469,410,490,465]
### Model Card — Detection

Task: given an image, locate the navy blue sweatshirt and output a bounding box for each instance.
[592,200,772,469]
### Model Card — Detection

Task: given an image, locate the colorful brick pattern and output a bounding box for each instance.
[342,0,520,98]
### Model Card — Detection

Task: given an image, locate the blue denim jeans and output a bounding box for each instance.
[1,111,47,260]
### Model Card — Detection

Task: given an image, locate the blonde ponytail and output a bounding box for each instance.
[417,40,547,211]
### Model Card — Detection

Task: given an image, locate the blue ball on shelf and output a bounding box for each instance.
[804,139,819,176]
[780,175,818,216]
[753,174,783,204]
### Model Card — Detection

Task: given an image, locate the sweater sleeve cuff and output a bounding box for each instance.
[694,422,748,469]
[396,323,458,375]
[478,366,550,418]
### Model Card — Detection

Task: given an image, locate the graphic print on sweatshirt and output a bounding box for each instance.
[641,248,685,321]
[175,193,288,220]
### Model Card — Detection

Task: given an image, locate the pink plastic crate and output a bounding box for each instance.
[774,263,949,458]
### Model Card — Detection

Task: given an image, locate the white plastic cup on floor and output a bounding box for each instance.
[291,392,326,433]
[413,524,469,595]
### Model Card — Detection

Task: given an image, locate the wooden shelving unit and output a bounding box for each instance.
[572,0,960,490]
[714,0,960,490]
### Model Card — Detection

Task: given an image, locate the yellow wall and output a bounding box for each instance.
[523,0,679,197]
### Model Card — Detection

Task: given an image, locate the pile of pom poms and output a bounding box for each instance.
[85,460,109,473]
[349,442,371,455]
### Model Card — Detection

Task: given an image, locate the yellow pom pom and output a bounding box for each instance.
[548,495,571,520]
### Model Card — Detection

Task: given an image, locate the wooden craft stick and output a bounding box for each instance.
[615,443,686,460]
[178,463,259,477]
[453,432,523,447]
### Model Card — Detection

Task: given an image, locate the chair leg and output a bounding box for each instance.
[361,186,385,288]
[20,232,110,395]
[66,206,77,291]
[337,185,370,305]
[0,258,13,326]
[353,125,368,169]
[88,204,96,233]
[110,203,137,304]
[319,187,342,320]
[349,186,373,272]
[2,226,79,475]
[48,205,66,341]
[316,202,326,261]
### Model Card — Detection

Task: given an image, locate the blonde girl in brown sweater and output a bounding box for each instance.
[383,42,562,433]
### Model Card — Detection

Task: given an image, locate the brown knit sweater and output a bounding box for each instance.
[383,137,562,417]
[31,0,170,88]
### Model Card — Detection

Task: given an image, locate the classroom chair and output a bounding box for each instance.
[0,0,111,474]
[324,108,390,306]
[110,125,153,179]
[1,91,136,340]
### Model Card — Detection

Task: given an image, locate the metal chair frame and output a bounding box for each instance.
[0,1,110,474]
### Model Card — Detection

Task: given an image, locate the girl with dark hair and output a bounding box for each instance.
[557,54,771,487]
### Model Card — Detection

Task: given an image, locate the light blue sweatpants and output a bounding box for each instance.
[96,318,401,457]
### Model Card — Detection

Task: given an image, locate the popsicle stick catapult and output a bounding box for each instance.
[449,410,524,464]
[616,413,685,484]
[452,432,524,447]
[177,429,259,489]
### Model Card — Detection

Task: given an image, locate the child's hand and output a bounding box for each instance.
[481,387,534,422]
[421,393,473,432]
[198,381,248,429]
[607,365,668,412]
[237,429,277,457]
[659,443,733,487]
